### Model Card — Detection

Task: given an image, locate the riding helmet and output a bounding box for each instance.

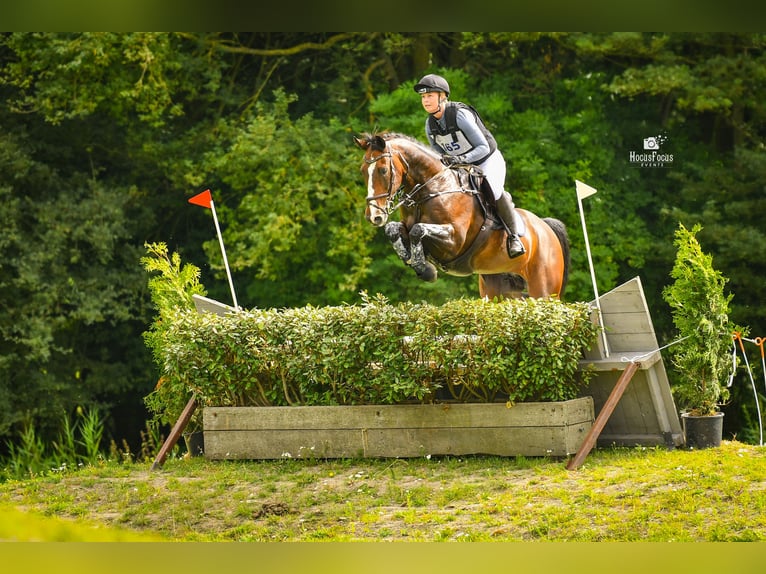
[413,74,450,97]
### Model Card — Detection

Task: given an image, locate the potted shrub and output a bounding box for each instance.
[662,223,738,448]
[141,242,206,455]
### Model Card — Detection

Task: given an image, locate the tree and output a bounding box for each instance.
[0,129,150,438]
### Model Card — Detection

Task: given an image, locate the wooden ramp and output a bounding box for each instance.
[578,276,683,448]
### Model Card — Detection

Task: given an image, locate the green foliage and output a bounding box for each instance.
[2,407,106,480]
[662,223,738,415]
[142,242,206,321]
[141,243,206,429]
[0,33,206,127]
[158,295,599,409]
[198,90,375,307]
[0,128,148,439]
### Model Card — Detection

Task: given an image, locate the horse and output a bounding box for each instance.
[353,132,570,300]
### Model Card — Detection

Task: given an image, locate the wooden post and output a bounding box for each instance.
[566,361,641,471]
[150,395,198,471]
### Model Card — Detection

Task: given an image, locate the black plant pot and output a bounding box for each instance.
[183,431,205,457]
[681,412,724,449]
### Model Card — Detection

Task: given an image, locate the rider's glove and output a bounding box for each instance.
[441,154,462,166]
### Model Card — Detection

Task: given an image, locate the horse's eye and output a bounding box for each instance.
[378,167,388,176]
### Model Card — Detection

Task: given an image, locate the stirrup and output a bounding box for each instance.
[506,235,525,259]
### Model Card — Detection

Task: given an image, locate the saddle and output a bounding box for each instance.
[453,165,526,235]
[437,166,526,276]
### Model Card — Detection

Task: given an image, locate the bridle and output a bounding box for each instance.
[364,146,466,218]
[364,151,404,217]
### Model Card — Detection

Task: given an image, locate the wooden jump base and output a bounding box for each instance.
[203,398,594,460]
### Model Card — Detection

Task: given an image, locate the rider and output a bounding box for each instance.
[413,73,525,258]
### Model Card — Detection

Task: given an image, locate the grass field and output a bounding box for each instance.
[2,440,766,543]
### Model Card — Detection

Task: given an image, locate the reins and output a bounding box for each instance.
[365,147,476,218]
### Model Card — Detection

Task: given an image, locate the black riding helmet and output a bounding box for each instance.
[413,74,450,97]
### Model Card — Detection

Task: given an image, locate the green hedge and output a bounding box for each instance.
[159,294,600,408]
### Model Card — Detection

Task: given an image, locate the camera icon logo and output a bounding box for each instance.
[643,134,667,150]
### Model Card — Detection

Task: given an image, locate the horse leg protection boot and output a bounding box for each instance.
[495,192,526,259]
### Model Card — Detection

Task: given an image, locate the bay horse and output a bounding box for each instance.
[354,132,570,300]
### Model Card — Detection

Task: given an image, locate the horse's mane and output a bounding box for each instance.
[357,131,440,159]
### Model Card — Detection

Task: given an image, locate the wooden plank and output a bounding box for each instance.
[584,277,660,361]
[602,311,655,333]
[645,364,684,446]
[581,369,664,437]
[604,333,659,354]
[203,398,594,459]
[581,351,661,372]
[204,424,593,459]
[192,294,236,316]
[150,395,198,471]
[602,313,657,337]
[568,361,640,470]
[204,399,594,431]
[600,290,649,314]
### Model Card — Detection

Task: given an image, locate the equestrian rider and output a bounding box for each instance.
[414,73,525,258]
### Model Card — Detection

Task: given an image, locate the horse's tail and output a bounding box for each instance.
[543,218,570,299]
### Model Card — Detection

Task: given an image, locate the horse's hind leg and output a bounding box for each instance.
[479,274,527,300]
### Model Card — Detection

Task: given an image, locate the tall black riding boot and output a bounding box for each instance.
[495,192,526,259]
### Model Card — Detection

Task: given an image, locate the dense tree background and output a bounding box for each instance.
[1,32,764,449]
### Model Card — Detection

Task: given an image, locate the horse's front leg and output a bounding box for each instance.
[384,221,412,265]
[409,222,454,282]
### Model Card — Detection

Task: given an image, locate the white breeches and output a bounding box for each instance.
[477,149,507,200]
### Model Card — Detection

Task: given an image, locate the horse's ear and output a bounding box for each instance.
[353,135,369,150]
[371,135,387,151]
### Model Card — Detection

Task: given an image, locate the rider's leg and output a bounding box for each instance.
[480,151,525,259]
[495,192,526,259]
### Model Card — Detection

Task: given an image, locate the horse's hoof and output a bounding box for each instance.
[417,266,438,282]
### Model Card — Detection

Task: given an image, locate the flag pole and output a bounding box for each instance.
[209,198,239,309]
[575,180,609,357]
[188,189,239,309]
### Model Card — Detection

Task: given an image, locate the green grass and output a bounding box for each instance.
[1,441,766,542]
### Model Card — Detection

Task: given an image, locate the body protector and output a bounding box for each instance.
[427,102,497,165]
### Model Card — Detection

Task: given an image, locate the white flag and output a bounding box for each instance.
[576,180,598,200]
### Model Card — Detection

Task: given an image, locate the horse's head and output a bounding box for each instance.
[353,133,408,227]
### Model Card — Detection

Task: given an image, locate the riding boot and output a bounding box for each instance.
[495,192,526,259]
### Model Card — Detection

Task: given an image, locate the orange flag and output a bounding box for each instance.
[188,189,213,209]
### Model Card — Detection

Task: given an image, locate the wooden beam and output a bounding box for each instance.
[150,395,198,471]
[566,361,641,471]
